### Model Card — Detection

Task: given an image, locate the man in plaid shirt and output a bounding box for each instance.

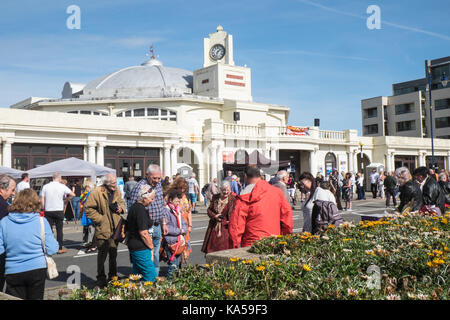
[129,164,169,276]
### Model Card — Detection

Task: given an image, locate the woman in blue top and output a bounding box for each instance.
[0,189,59,300]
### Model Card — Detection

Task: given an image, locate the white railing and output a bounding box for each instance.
[319,130,345,141]
[223,123,261,137]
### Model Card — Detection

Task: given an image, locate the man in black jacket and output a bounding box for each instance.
[413,166,446,214]
[384,172,397,208]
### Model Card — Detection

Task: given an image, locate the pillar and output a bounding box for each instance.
[309,149,317,174]
[348,151,353,173]
[210,144,217,180]
[96,142,105,166]
[217,144,223,175]
[386,153,392,173]
[87,143,96,164]
[170,145,178,177]
[418,151,426,167]
[163,145,171,177]
[353,151,358,174]
[448,152,450,171]
[2,139,12,167]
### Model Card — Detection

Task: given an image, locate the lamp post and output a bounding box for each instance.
[425,60,449,170]
[359,142,364,173]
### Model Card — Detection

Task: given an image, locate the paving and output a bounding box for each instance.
[44,197,392,300]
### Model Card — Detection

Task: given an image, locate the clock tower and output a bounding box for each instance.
[193,26,252,101]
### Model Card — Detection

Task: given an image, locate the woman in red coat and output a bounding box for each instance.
[201,181,236,255]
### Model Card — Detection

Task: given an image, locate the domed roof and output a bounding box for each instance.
[81,58,193,99]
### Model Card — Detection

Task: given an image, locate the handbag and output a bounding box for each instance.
[111,217,127,243]
[39,217,59,280]
[167,205,186,262]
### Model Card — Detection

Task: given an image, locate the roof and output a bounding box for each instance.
[81,58,193,99]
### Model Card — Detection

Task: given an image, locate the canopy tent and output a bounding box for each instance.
[223,150,291,176]
[0,166,25,179]
[26,157,116,180]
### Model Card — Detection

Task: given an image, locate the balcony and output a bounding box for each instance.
[319,130,345,141]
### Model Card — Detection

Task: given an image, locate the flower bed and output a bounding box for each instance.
[70,211,449,300]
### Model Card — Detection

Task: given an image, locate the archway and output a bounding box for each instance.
[324,152,337,177]
[177,147,199,180]
[357,153,371,191]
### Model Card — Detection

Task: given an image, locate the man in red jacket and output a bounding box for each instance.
[229,166,293,248]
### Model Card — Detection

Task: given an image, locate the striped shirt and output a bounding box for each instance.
[129,179,168,223]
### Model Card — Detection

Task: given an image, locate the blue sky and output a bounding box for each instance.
[1,0,450,133]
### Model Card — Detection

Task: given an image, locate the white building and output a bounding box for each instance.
[3,27,450,191]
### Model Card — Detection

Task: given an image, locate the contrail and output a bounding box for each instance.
[297,0,450,41]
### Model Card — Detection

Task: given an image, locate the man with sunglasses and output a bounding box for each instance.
[129,164,169,277]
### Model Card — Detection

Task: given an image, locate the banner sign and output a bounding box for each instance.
[222,151,235,164]
[286,126,309,136]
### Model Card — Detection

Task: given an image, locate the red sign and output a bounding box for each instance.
[286,126,309,136]
[222,151,234,163]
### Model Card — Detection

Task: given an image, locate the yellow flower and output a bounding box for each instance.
[441,218,448,224]
[275,260,282,266]
[432,250,443,256]
[122,283,129,288]
[343,238,352,242]
[256,265,266,272]
[229,257,239,262]
[245,259,253,264]
[279,241,288,245]
[276,235,283,238]
[112,281,121,287]
[432,227,438,231]
[144,281,153,286]
[302,264,312,272]
[205,264,212,268]
[432,258,445,265]
[225,289,235,297]
[328,225,335,229]
[111,276,118,282]
[231,266,235,270]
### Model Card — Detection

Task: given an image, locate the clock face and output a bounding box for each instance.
[209,44,226,61]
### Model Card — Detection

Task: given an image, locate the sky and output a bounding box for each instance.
[1,0,450,134]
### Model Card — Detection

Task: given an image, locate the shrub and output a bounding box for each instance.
[70,211,449,300]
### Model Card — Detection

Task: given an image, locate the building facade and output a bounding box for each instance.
[2,27,450,192]
[361,56,450,140]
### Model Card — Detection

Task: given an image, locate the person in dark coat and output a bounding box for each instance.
[395,167,423,213]
[384,172,398,208]
[438,172,450,205]
[201,181,236,255]
[413,166,446,214]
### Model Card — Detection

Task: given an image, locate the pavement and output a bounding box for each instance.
[44,197,394,299]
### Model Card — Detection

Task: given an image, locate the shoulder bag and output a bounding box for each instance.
[39,217,59,280]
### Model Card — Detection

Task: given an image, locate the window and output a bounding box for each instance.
[134,108,145,117]
[395,103,414,115]
[67,110,108,116]
[396,120,415,132]
[437,135,450,139]
[80,110,91,115]
[115,107,177,121]
[435,99,450,111]
[366,107,377,118]
[364,124,378,135]
[435,117,450,129]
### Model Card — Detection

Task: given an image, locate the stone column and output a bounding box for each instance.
[418,151,426,167]
[270,146,277,162]
[348,151,353,173]
[386,153,392,173]
[447,152,450,171]
[309,149,317,174]
[170,145,178,177]
[210,144,218,180]
[2,139,12,168]
[87,143,96,164]
[217,144,223,176]
[163,145,171,177]
[96,142,105,166]
[353,150,358,174]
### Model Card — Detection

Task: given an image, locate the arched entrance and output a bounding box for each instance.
[177,147,199,179]
[324,152,337,176]
[234,149,249,165]
[357,153,370,174]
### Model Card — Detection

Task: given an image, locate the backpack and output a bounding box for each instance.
[311,200,344,234]
[201,183,210,194]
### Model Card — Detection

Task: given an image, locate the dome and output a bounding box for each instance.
[81,58,193,99]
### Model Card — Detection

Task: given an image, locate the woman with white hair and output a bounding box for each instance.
[126,185,157,282]
[395,167,423,212]
[201,180,236,255]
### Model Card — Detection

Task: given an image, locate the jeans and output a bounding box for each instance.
[5,268,46,300]
[371,183,378,198]
[44,211,64,250]
[163,242,182,279]
[72,197,81,220]
[130,249,157,282]
[202,192,207,207]
[152,224,162,277]
[385,189,397,207]
[0,253,5,292]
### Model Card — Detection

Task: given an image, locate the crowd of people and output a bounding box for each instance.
[0,161,448,300]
